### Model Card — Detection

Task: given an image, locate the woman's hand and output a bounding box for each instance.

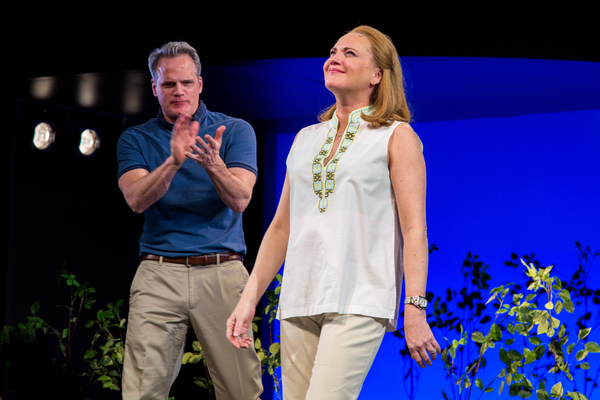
[226,299,256,349]
[403,307,442,368]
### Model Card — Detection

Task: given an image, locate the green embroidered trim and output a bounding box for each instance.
[312,105,375,212]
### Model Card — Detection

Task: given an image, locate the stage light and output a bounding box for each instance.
[77,73,100,108]
[79,129,100,156]
[32,122,55,150]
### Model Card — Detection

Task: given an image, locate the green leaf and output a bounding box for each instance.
[584,342,600,353]
[537,320,549,336]
[579,362,590,370]
[555,301,564,314]
[513,293,524,305]
[84,349,98,360]
[578,328,591,340]
[100,355,113,366]
[475,377,483,390]
[524,348,537,364]
[529,336,542,345]
[550,382,563,398]
[558,289,572,302]
[536,388,550,400]
[565,391,588,400]
[269,342,281,354]
[516,387,533,398]
[508,349,523,361]
[489,323,502,341]
[486,292,498,304]
[499,348,511,364]
[472,331,485,343]
[534,345,545,360]
[192,341,203,352]
[507,324,516,334]
[575,350,588,361]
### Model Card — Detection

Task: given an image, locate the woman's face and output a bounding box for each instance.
[323,33,382,98]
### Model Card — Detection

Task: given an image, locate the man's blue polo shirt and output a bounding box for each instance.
[116,101,257,257]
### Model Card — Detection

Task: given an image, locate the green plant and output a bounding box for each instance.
[3,244,597,399]
[443,258,599,399]
[432,251,493,400]
[564,242,600,397]
[0,265,96,359]
[81,300,127,391]
[393,243,599,400]
[253,273,283,397]
[0,264,97,398]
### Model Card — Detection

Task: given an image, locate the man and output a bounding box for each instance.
[117,41,263,400]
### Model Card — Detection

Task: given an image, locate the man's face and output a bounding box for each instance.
[152,55,202,123]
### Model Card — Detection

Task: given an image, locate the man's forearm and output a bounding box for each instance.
[120,155,180,214]
[205,163,256,214]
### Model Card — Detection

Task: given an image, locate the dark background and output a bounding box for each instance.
[10,4,600,82]
[5,3,599,399]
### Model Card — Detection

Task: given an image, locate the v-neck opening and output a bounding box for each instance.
[311,105,375,213]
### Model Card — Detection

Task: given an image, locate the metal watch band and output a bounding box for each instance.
[404,295,428,310]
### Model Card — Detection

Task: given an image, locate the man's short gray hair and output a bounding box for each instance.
[148,41,202,81]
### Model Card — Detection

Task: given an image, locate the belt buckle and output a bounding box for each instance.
[185,256,191,267]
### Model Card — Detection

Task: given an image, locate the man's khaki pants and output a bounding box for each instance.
[122,259,263,400]
[280,313,386,400]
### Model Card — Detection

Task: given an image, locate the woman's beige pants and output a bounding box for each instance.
[280,313,386,400]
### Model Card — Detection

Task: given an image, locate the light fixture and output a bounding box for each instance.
[79,128,100,156]
[32,122,56,150]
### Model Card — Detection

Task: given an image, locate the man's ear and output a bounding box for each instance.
[151,79,157,97]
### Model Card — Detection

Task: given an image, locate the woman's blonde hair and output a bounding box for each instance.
[319,25,411,127]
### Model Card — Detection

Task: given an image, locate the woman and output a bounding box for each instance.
[227,25,441,399]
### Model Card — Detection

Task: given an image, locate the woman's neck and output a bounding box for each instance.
[334,98,371,133]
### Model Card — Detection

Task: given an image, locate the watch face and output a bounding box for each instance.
[418,297,427,308]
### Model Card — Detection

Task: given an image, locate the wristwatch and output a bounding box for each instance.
[405,295,428,310]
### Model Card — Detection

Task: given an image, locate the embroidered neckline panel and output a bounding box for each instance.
[311,105,375,213]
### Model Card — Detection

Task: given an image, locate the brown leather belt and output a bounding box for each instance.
[141,252,243,266]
